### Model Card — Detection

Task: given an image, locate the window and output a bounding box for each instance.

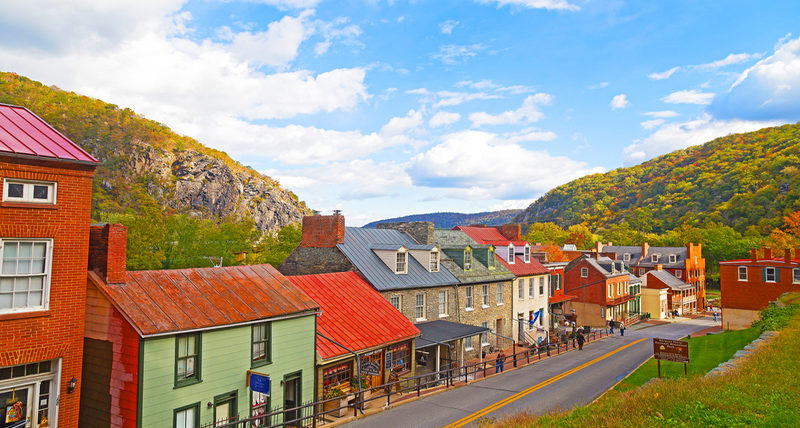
[174,403,200,428]
[388,342,410,372]
[607,284,613,298]
[464,248,472,271]
[617,282,622,295]
[0,239,51,313]
[539,308,544,326]
[600,307,605,318]
[555,274,561,290]
[580,267,588,278]
[438,290,448,316]
[390,295,401,310]
[528,278,535,298]
[487,248,495,269]
[676,270,682,279]
[2,179,56,204]
[507,246,515,263]
[175,333,201,387]
[465,286,474,309]
[539,277,544,295]
[737,267,747,281]
[518,280,524,299]
[623,253,630,262]
[764,267,777,283]
[322,361,352,389]
[252,323,271,367]
[524,246,531,263]
[496,283,503,305]
[482,285,490,307]
[651,254,659,262]
[395,251,407,274]
[415,293,426,320]
[464,335,474,350]
[429,251,440,272]
[480,322,489,346]
[794,269,800,284]
[669,254,677,263]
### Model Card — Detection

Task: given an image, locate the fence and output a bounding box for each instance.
[212,329,608,428]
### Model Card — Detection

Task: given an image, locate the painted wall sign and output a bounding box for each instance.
[653,338,689,363]
[361,361,380,376]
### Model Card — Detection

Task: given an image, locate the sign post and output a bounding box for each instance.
[653,338,689,378]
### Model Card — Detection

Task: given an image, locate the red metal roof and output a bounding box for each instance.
[90,264,319,336]
[0,103,97,163]
[456,226,549,276]
[287,271,420,361]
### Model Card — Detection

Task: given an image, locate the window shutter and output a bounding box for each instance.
[775,268,780,282]
[762,268,767,282]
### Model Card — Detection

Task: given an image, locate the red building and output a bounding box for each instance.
[640,266,696,315]
[0,104,98,427]
[719,247,800,330]
[563,255,637,328]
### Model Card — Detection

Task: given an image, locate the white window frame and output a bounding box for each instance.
[507,245,515,264]
[429,250,440,272]
[538,276,545,295]
[669,254,677,263]
[481,284,490,308]
[175,405,198,428]
[623,253,630,262]
[438,290,448,317]
[524,245,531,263]
[390,295,401,311]
[395,250,407,274]
[480,322,489,346]
[415,293,426,320]
[518,280,524,299]
[464,248,472,271]
[496,283,503,305]
[580,267,588,278]
[607,283,613,298]
[765,267,777,283]
[0,239,53,314]
[651,254,659,263]
[737,266,747,281]
[465,286,474,310]
[2,179,57,204]
[794,269,800,284]
[528,278,535,298]
[676,270,682,279]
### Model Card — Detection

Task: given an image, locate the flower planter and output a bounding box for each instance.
[323,396,350,417]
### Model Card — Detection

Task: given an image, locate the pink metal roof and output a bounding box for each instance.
[90,264,319,336]
[456,226,549,275]
[0,103,97,163]
[287,271,420,361]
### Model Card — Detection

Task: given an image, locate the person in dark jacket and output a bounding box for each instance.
[495,351,505,373]
[608,319,615,334]
[576,330,585,350]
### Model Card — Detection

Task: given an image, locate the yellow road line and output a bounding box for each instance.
[443,338,648,428]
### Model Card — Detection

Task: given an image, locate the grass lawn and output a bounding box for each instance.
[705,289,721,301]
[614,327,760,392]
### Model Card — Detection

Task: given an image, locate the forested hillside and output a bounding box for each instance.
[516,123,800,235]
[365,209,521,229]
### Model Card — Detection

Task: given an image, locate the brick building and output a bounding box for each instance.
[719,247,800,330]
[641,266,697,315]
[0,104,98,427]
[563,255,638,328]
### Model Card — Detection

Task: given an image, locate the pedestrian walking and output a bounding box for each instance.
[608,319,614,334]
[495,351,505,373]
[620,323,626,336]
[577,330,585,350]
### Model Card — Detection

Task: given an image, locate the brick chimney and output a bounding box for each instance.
[655,264,663,271]
[641,242,650,258]
[498,223,522,241]
[89,223,128,284]
[763,247,772,259]
[377,222,434,245]
[595,242,604,253]
[785,249,792,264]
[300,214,345,248]
[796,248,800,260]
[751,248,758,262]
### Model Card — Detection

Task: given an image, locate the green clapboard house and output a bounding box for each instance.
[81,227,319,428]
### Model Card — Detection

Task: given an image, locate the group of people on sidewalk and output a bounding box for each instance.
[608,319,626,336]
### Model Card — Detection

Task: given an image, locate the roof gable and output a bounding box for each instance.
[0,104,98,163]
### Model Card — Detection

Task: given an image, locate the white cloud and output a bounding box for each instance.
[610,94,630,110]
[469,93,553,126]
[662,89,715,105]
[275,159,412,200]
[380,109,424,138]
[433,44,484,65]
[505,129,557,143]
[247,0,322,9]
[408,130,604,200]
[624,114,781,163]
[477,0,580,12]
[640,119,665,130]
[429,111,461,127]
[588,82,609,89]
[711,34,800,121]
[648,67,679,80]
[695,52,762,70]
[643,110,679,118]
[432,91,502,108]
[220,10,314,68]
[313,16,363,56]
[490,199,531,211]
[439,20,459,35]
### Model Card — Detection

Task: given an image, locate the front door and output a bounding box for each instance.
[361,351,384,388]
[0,386,32,428]
[495,319,504,347]
[283,372,302,426]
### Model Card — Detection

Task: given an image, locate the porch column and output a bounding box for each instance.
[435,345,441,374]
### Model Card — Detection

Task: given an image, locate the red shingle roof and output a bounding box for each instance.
[456,226,549,276]
[287,272,420,361]
[90,264,319,336]
[0,103,97,163]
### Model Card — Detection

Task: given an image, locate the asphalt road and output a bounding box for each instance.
[345,316,718,428]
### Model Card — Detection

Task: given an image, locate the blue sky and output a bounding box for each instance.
[1,1,799,225]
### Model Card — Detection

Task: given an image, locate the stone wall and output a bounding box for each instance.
[377,222,435,245]
[278,246,355,276]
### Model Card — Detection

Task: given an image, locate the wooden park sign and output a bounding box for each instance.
[653,338,689,377]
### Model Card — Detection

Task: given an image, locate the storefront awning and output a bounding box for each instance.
[414,320,490,349]
[549,294,577,304]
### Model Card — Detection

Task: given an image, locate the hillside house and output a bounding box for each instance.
[719,247,800,330]
[641,266,697,316]
[82,224,319,428]
[563,255,639,328]
[0,104,98,427]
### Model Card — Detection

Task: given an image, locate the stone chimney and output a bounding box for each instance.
[300,214,345,248]
[655,264,663,271]
[751,248,758,262]
[377,222,434,245]
[498,224,522,241]
[763,247,772,259]
[641,242,650,258]
[89,223,128,284]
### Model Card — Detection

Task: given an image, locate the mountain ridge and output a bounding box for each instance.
[364,209,522,229]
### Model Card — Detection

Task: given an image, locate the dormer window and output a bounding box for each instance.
[464,248,472,271]
[623,253,630,262]
[507,245,515,264]
[651,254,659,263]
[669,254,677,263]
[396,251,407,274]
[487,248,495,269]
[429,250,440,272]
[524,246,530,263]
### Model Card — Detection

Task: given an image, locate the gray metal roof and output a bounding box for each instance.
[337,227,459,291]
[434,230,515,284]
[604,245,687,268]
[646,270,692,290]
[433,230,479,247]
[415,320,490,348]
[370,244,406,251]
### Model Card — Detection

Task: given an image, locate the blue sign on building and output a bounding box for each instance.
[249,372,270,395]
